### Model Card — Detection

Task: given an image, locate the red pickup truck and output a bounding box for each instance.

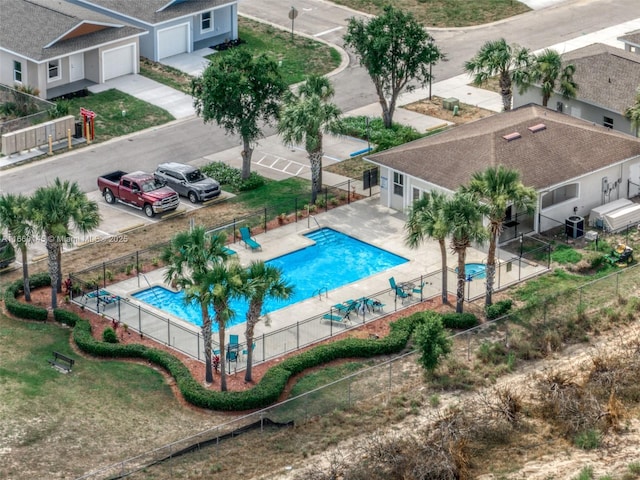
[97,170,180,217]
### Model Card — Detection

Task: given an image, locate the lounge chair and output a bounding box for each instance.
[242,342,256,359]
[239,227,262,251]
[322,302,357,325]
[223,246,237,256]
[83,289,120,311]
[364,297,385,312]
[412,282,426,296]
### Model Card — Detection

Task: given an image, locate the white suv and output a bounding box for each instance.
[154,162,221,203]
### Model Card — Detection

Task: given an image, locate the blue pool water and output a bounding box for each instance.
[132,228,407,330]
[455,262,486,280]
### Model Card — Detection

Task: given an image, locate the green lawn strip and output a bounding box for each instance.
[212,17,341,85]
[229,177,312,213]
[65,89,174,141]
[330,0,530,28]
[139,58,193,95]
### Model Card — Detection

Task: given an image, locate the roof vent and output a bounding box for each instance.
[503,132,521,142]
[528,123,547,133]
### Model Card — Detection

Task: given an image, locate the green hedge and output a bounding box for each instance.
[440,312,479,329]
[6,277,461,411]
[485,299,513,320]
[3,273,50,321]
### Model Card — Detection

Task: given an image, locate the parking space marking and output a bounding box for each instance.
[254,152,310,177]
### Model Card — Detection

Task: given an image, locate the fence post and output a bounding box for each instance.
[296,322,300,349]
[387,360,392,405]
[324,188,328,212]
[347,179,351,204]
[294,198,298,223]
[167,318,170,345]
[263,207,267,232]
[103,262,106,288]
[616,271,620,296]
[138,304,141,334]
[136,251,140,288]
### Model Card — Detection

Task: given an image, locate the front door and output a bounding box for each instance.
[69,53,84,82]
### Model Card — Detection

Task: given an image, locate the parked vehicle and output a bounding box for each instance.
[154,162,221,203]
[97,170,180,218]
[0,235,15,269]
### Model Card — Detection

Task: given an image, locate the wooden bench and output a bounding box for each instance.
[47,351,74,373]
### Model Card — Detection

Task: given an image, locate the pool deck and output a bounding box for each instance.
[100,197,547,364]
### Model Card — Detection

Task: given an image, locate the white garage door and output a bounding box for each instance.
[158,23,189,59]
[103,44,136,81]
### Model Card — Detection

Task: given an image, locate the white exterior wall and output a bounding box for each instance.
[514,88,635,137]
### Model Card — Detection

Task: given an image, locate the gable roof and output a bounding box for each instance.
[75,0,234,25]
[366,104,640,192]
[618,29,640,49]
[0,0,144,62]
[558,43,640,114]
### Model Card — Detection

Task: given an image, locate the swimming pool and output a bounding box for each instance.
[132,228,407,330]
[455,262,487,280]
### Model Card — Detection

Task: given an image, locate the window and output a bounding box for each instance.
[393,172,404,196]
[541,183,578,209]
[13,61,22,83]
[48,59,60,80]
[201,11,212,31]
[604,116,614,129]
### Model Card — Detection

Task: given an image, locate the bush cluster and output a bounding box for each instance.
[440,312,479,329]
[336,116,423,153]
[6,277,475,411]
[485,299,513,320]
[201,161,265,192]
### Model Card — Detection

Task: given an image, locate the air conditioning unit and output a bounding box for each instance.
[565,216,585,239]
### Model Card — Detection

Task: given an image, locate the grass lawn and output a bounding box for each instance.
[219,17,342,85]
[65,89,174,142]
[0,313,214,479]
[332,0,531,27]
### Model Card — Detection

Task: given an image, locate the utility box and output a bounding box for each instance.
[443,97,459,111]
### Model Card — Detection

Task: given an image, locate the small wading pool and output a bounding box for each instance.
[455,263,486,280]
[132,228,408,331]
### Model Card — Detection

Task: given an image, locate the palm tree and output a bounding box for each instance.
[624,86,640,137]
[405,191,450,305]
[162,226,230,384]
[0,194,33,302]
[243,261,294,382]
[464,38,532,111]
[526,49,578,107]
[278,75,342,204]
[443,191,488,313]
[462,166,536,307]
[194,262,245,392]
[29,179,100,310]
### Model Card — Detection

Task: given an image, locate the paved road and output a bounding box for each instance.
[2,0,640,195]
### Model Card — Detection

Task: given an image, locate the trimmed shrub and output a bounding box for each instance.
[485,299,513,320]
[102,327,118,343]
[440,312,479,329]
[4,273,50,321]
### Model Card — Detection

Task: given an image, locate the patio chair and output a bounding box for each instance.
[242,342,256,359]
[239,227,261,251]
[412,282,426,296]
[388,277,411,301]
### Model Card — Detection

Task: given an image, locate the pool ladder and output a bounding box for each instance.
[313,286,328,300]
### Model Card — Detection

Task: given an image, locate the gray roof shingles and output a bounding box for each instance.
[76,0,234,25]
[366,104,640,192]
[560,43,640,113]
[0,0,144,61]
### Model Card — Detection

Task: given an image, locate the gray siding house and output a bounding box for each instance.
[365,104,640,238]
[513,43,640,137]
[70,0,238,61]
[0,0,145,99]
